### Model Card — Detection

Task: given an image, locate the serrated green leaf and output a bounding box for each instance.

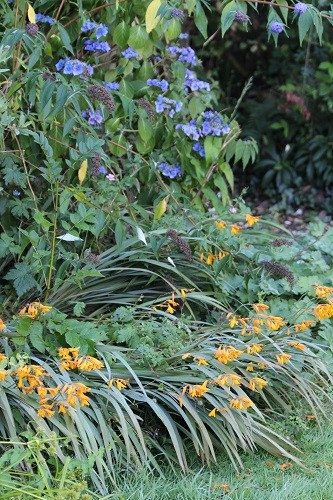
[113,21,130,48]
[138,116,153,143]
[221,1,236,37]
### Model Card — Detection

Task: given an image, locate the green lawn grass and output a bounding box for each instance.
[109,417,333,500]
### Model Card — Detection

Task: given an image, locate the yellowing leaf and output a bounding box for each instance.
[78,160,88,185]
[145,0,162,34]
[154,196,168,221]
[27,4,36,24]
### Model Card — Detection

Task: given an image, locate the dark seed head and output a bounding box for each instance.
[88,84,115,113]
[26,23,39,36]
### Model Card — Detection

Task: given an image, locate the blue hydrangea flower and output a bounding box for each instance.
[155,95,182,117]
[84,40,111,53]
[103,81,120,91]
[269,22,284,34]
[13,189,21,196]
[178,33,189,39]
[147,78,169,92]
[294,2,308,14]
[177,112,230,141]
[35,13,55,24]
[167,46,197,66]
[56,58,94,76]
[192,142,205,157]
[158,162,182,179]
[81,20,96,32]
[122,47,139,59]
[184,69,210,92]
[95,24,108,39]
[176,121,201,141]
[99,165,107,174]
[82,110,103,126]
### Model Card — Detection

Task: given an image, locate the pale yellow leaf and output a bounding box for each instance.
[145,0,162,34]
[154,196,168,221]
[27,4,36,24]
[78,160,88,185]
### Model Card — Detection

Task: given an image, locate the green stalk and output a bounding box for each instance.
[45,181,59,302]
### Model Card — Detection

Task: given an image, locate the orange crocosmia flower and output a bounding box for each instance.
[214,345,243,364]
[294,320,314,332]
[218,250,229,260]
[208,408,217,417]
[249,377,268,391]
[0,370,7,381]
[257,362,269,369]
[18,302,52,319]
[187,380,209,398]
[109,378,129,390]
[252,303,270,314]
[199,252,204,262]
[280,463,293,471]
[276,353,291,365]
[0,319,6,331]
[289,341,306,351]
[315,285,333,299]
[182,352,192,360]
[246,364,254,372]
[215,220,226,230]
[56,402,70,415]
[206,253,215,265]
[194,357,209,366]
[229,397,253,410]
[0,353,7,362]
[231,224,241,236]
[246,343,263,355]
[58,347,80,359]
[265,315,286,331]
[37,405,55,418]
[77,356,104,371]
[212,483,230,493]
[229,315,238,328]
[245,214,260,227]
[314,302,333,321]
[215,373,242,387]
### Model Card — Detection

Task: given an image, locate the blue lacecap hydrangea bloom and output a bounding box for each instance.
[147,79,169,92]
[35,13,55,24]
[103,81,120,91]
[176,111,230,145]
[81,20,96,32]
[121,47,139,59]
[82,110,103,126]
[56,58,94,76]
[269,21,284,33]
[95,24,108,39]
[167,46,197,66]
[158,162,182,179]
[184,69,210,92]
[294,2,308,14]
[84,40,111,53]
[192,142,205,157]
[155,95,183,117]
[99,165,107,175]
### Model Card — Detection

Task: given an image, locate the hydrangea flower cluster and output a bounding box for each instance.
[155,95,183,117]
[167,46,197,66]
[158,162,182,179]
[82,109,103,126]
[35,13,55,24]
[178,33,189,39]
[184,69,210,92]
[294,2,308,14]
[122,47,139,59]
[81,20,108,39]
[192,142,205,157]
[103,81,120,91]
[147,79,169,92]
[84,40,111,53]
[269,22,284,34]
[56,58,93,76]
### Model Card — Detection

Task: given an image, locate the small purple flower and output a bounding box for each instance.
[56,58,93,76]
[170,9,185,21]
[192,142,205,157]
[81,20,96,32]
[158,162,182,179]
[155,95,182,117]
[103,81,120,91]
[82,109,103,126]
[235,11,249,24]
[184,69,210,92]
[178,33,189,39]
[99,165,107,174]
[294,2,308,14]
[55,58,67,71]
[176,121,201,141]
[35,13,55,24]
[167,46,197,66]
[229,206,238,214]
[95,24,108,39]
[106,173,116,181]
[269,21,284,34]
[84,40,111,53]
[147,78,169,92]
[121,47,139,59]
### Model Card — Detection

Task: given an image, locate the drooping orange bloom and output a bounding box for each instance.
[214,345,243,364]
[276,353,291,365]
[218,250,229,260]
[265,315,286,331]
[252,303,269,314]
[109,378,129,390]
[294,320,314,332]
[206,253,215,265]
[229,397,253,410]
[314,302,333,321]
[246,343,264,355]
[257,362,269,369]
[0,319,6,331]
[77,356,104,371]
[18,302,52,319]
[181,352,192,360]
[315,285,333,299]
[0,370,7,381]
[215,220,226,230]
[249,377,268,391]
[58,347,80,359]
[0,353,7,362]
[194,357,209,366]
[37,404,55,418]
[214,373,242,387]
[245,214,260,227]
[208,408,217,417]
[289,341,306,351]
[231,224,241,236]
[185,380,209,398]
